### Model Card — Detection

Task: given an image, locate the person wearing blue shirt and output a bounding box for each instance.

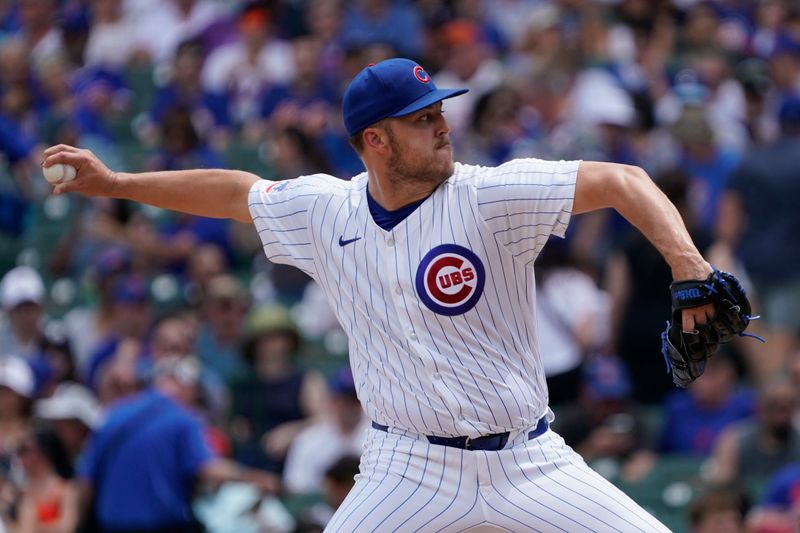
[762,462,800,510]
[658,351,755,456]
[77,356,277,533]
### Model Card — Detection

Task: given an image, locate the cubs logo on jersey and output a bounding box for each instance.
[415,244,485,316]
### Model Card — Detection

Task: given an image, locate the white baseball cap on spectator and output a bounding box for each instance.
[0,266,45,310]
[36,382,102,429]
[0,356,35,398]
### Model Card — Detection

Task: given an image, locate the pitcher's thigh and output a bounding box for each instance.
[481,436,671,533]
[325,435,481,533]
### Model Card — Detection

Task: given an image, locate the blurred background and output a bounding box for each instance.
[0,0,798,532]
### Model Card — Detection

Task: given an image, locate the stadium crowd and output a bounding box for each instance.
[0,0,799,531]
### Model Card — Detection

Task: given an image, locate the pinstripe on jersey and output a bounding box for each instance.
[248,158,579,438]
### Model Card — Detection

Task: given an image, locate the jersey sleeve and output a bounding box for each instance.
[247,174,333,280]
[475,158,580,265]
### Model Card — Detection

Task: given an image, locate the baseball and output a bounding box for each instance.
[43,163,77,184]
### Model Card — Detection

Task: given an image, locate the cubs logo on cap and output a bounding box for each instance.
[415,244,485,316]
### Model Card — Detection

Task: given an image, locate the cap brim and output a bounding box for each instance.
[388,88,468,118]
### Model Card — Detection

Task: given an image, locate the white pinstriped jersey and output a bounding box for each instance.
[248,158,580,438]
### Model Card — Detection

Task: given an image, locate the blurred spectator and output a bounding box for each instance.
[658,48,748,150]
[229,305,327,474]
[29,324,78,396]
[432,19,504,136]
[15,0,64,69]
[0,266,47,360]
[294,282,341,341]
[35,382,101,464]
[340,0,423,59]
[688,485,749,533]
[0,38,40,192]
[302,0,344,83]
[76,356,277,532]
[757,461,800,519]
[458,85,537,166]
[1,42,43,144]
[505,3,568,80]
[568,69,639,157]
[83,0,138,70]
[147,38,231,149]
[69,66,131,143]
[2,428,78,533]
[295,455,360,531]
[658,351,754,456]
[554,356,648,472]
[195,275,250,385]
[716,92,800,381]
[145,314,195,363]
[282,366,366,495]
[84,275,151,403]
[671,106,741,231]
[0,357,34,456]
[133,0,225,66]
[193,480,295,533]
[750,0,788,59]
[605,169,713,403]
[90,338,141,408]
[62,246,132,370]
[184,243,228,305]
[707,376,800,488]
[140,313,228,424]
[267,126,333,183]
[318,455,360,528]
[146,105,225,171]
[764,34,800,96]
[256,36,338,145]
[201,3,295,126]
[535,240,611,406]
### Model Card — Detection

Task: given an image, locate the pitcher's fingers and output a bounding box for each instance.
[52,182,74,195]
[682,309,696,334]
[41,144,81,159]
[43,151,89,170]
[698,302,716,323]
[682,303,715,332]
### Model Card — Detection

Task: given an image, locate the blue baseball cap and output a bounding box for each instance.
[343,58,468,137]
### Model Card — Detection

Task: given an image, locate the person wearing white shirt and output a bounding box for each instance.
[130,0,225,65]
[84,0,139,69]
[282,367,367,495]
[201,5,295,125]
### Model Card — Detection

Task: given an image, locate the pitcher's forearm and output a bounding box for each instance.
[43,145,266,223]
[112,169,262,223]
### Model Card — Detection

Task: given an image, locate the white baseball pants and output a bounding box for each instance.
[324,425,671,532]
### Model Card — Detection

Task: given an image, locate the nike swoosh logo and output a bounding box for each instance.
[338,236,362,247]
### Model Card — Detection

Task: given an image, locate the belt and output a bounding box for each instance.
[371,416,549,451]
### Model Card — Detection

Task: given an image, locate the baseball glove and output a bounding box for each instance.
[660,268,759,388]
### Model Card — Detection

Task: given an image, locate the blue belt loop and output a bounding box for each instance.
[370,417,549,451]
